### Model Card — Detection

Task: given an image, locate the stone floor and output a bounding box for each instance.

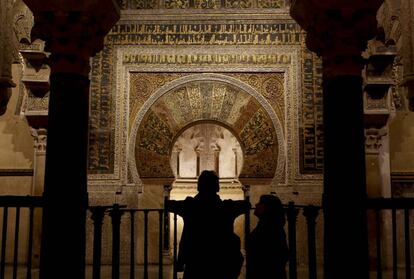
[4,264,413,279]
[5,264,256,279]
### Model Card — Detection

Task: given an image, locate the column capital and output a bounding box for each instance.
[163,185,173,197]
[30,127,47,153]
[23,0,120,76]
[241,184,250,197]
[290,0,383,78]
[365,127,387,154]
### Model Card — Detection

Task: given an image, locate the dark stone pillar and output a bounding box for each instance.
[39,73,90,278]
[22,1,119,278]
[0,0,17,115]
[290,1,383,278]
[322,74,368,278]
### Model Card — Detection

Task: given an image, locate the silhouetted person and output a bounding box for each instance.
[165,170,250,279]
[246,194,289,279]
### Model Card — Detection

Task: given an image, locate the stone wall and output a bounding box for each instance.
[0,64,35,264]
[0,63,33,195]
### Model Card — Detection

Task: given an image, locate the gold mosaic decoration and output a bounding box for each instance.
[134,78,279,178]
[224,73,285,130]
[137,111,173,156]
[129,73,188,133]
[240,109,275,155]
[187,83,204,119]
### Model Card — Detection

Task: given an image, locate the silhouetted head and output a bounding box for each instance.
[254,194,285,224]
[197,170,219,194]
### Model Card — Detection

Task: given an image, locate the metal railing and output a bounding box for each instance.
[89,205,165,279]
[88,201,323,279]
[284,203,321,279]
[366,198,414,279]
[0,196,43,279]
[1,195,412,279]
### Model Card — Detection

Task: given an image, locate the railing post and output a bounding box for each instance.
[144,210,149,279]
[392,208,398,279]
[110,204,124,279]
[404,208,411,279]
[12,207,21,279]
[26,206,35,279]
[242,185,250,279]
[287,202,299,279]
[375,209,382,279]
[303,205,319,279]
[158,209,164,279]
[130,211,136,279]
[163,185,172,254]
[173,213,178,279]
[1,206,8,279]
[90,206,106,279]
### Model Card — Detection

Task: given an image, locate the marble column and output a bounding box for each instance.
[291,1,382,278]
[29,128,47,267]
[195,147,201,176]
[365,128,389,197]
[363,35,395,270]
[172,147,181,178]
[233,148,238,178]
[213,146,220,176]
[22,1,119,278]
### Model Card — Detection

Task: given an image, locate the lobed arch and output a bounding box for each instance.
[170,119,245,155]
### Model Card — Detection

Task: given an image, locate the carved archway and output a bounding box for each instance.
[128,73,285,185]
[171,121,243,179]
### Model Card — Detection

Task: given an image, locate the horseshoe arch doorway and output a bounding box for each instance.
[129,73,285,190]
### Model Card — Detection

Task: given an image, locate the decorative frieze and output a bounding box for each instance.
[108,22,301,45]
[19,40,50,129]
[300,49,323,173]
[122,0,286,9]
[391,61,405,110]
[363,34,396,129]
[123,53,292,65]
